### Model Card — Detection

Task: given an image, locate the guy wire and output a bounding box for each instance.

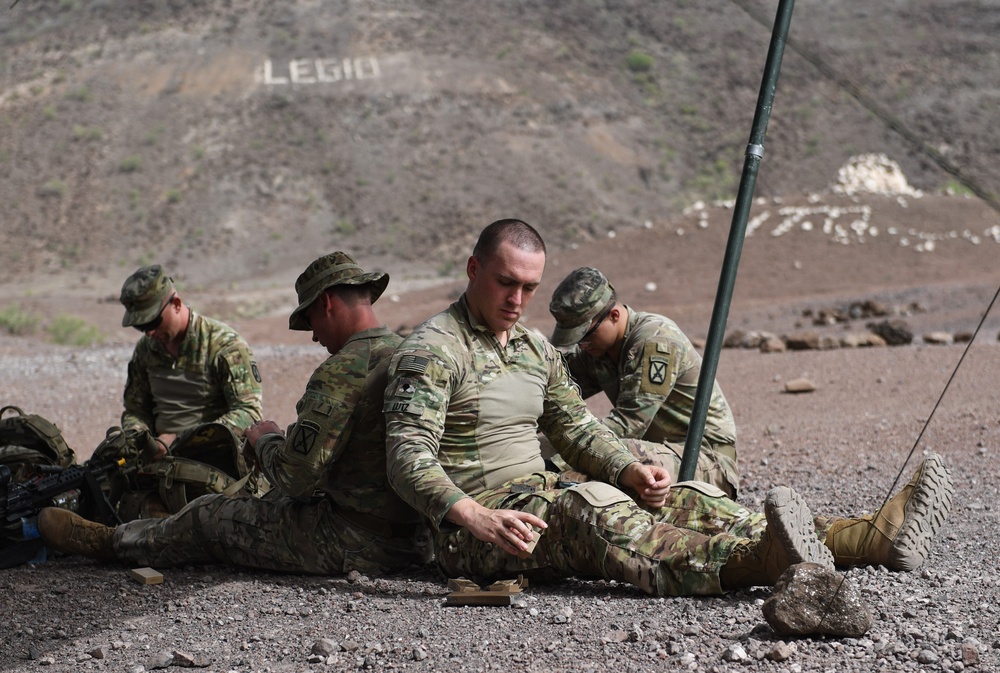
[811,281,1000,629]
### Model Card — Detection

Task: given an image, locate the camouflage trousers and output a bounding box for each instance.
[113,490,432,575]
[624,438,740,500]
[435,472,764,597]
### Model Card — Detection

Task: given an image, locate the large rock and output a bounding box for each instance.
[762,563,872,637]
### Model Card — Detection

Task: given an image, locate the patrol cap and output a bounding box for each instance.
[289,251,389,331]
[119,265,175,328]
[548,267,615,347]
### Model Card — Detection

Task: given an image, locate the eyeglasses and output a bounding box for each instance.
[579,301,615,344]
[133,294,176,332]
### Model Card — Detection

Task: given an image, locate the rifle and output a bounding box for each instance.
[0,458,128,569]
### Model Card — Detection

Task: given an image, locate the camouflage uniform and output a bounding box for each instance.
[121,310,263,438]
[549,268,739,497]
[113,253,432,575]
[118,265,262,439]
[384,295,767,596]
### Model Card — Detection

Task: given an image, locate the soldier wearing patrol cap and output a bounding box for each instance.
[118,265,262,454]
[548,266,740,498]
[39,252,432,575]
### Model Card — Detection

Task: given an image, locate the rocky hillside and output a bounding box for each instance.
[0,0,997,293]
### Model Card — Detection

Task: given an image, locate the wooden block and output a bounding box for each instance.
[129,567,164,585]
[515,527,542,559]
[444,575,527,606]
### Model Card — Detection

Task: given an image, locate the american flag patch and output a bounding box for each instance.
[397,354,429,373]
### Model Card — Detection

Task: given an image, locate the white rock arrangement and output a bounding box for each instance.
[831,153,924,198]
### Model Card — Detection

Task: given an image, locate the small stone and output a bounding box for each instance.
[785,331,821,350]
[87,647,105,660]
[923,331,954,345]
[767,642,795,661]
[146,651,174,670]
[916,649,939,664]
[601,631,629,644]
[722,643,748,662]
[784,378,816,394]
[760,337,786,353]
[644,282,657,292]
[312,638,339,656]
[412,647,428,661]
[962,643,980,665]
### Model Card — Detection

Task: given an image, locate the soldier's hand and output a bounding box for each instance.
[156,433,176,449]
[447,499,547,557]
[243,420,282,448]
[242,420,281,470]
[619,462,672,509]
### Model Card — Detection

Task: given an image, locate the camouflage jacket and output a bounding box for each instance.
[562,307,736,448]
[121,310,263,438]
[255,327,420,524]
[384,295,638,529]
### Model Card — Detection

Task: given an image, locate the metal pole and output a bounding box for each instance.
[678,0,796,482]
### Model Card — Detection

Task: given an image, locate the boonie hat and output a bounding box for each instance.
[288,251,389,331]
[120,265,175,328]
[548,267,615,347]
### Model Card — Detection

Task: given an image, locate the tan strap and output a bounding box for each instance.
[222,472,253,496]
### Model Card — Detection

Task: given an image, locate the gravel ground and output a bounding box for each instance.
[2,339,998,673]
[3,187,998,672]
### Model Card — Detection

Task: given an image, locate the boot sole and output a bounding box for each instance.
[889,453,954,571]
[765,486,835,570]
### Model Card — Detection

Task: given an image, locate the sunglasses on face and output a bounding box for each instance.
[579,301,615,344]
[133,294,176,332]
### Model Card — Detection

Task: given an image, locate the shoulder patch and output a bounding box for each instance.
[251,361,262,383]
[290,420,321,455]
[639,341,672,394]
[397,354,430,374]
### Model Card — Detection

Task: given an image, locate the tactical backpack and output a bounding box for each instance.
[0,406,76,481]
[95,421,270,522]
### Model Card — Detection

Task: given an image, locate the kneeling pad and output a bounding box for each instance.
[671,480,727,499]
[567,481,630,507]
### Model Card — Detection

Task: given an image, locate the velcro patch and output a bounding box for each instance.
[394,377,417,398]
[397,354,429,374]
[291,420,321,455]
[384,400,424,416]
[251,361,262,383]
[639,342,673,394]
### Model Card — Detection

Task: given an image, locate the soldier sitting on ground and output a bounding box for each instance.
[547,266,739,498]
[117,264,263,459]
[383,218,954,600]
[37,252,432,575]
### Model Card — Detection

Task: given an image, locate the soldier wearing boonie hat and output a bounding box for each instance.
[548,266,741,498]
[37,251,433,575]
[288,252,389,331]
[118,265,263,454]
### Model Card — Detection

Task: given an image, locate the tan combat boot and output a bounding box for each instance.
[825,453,953,571]
[721,486,835,589]
[37,507,117,562]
